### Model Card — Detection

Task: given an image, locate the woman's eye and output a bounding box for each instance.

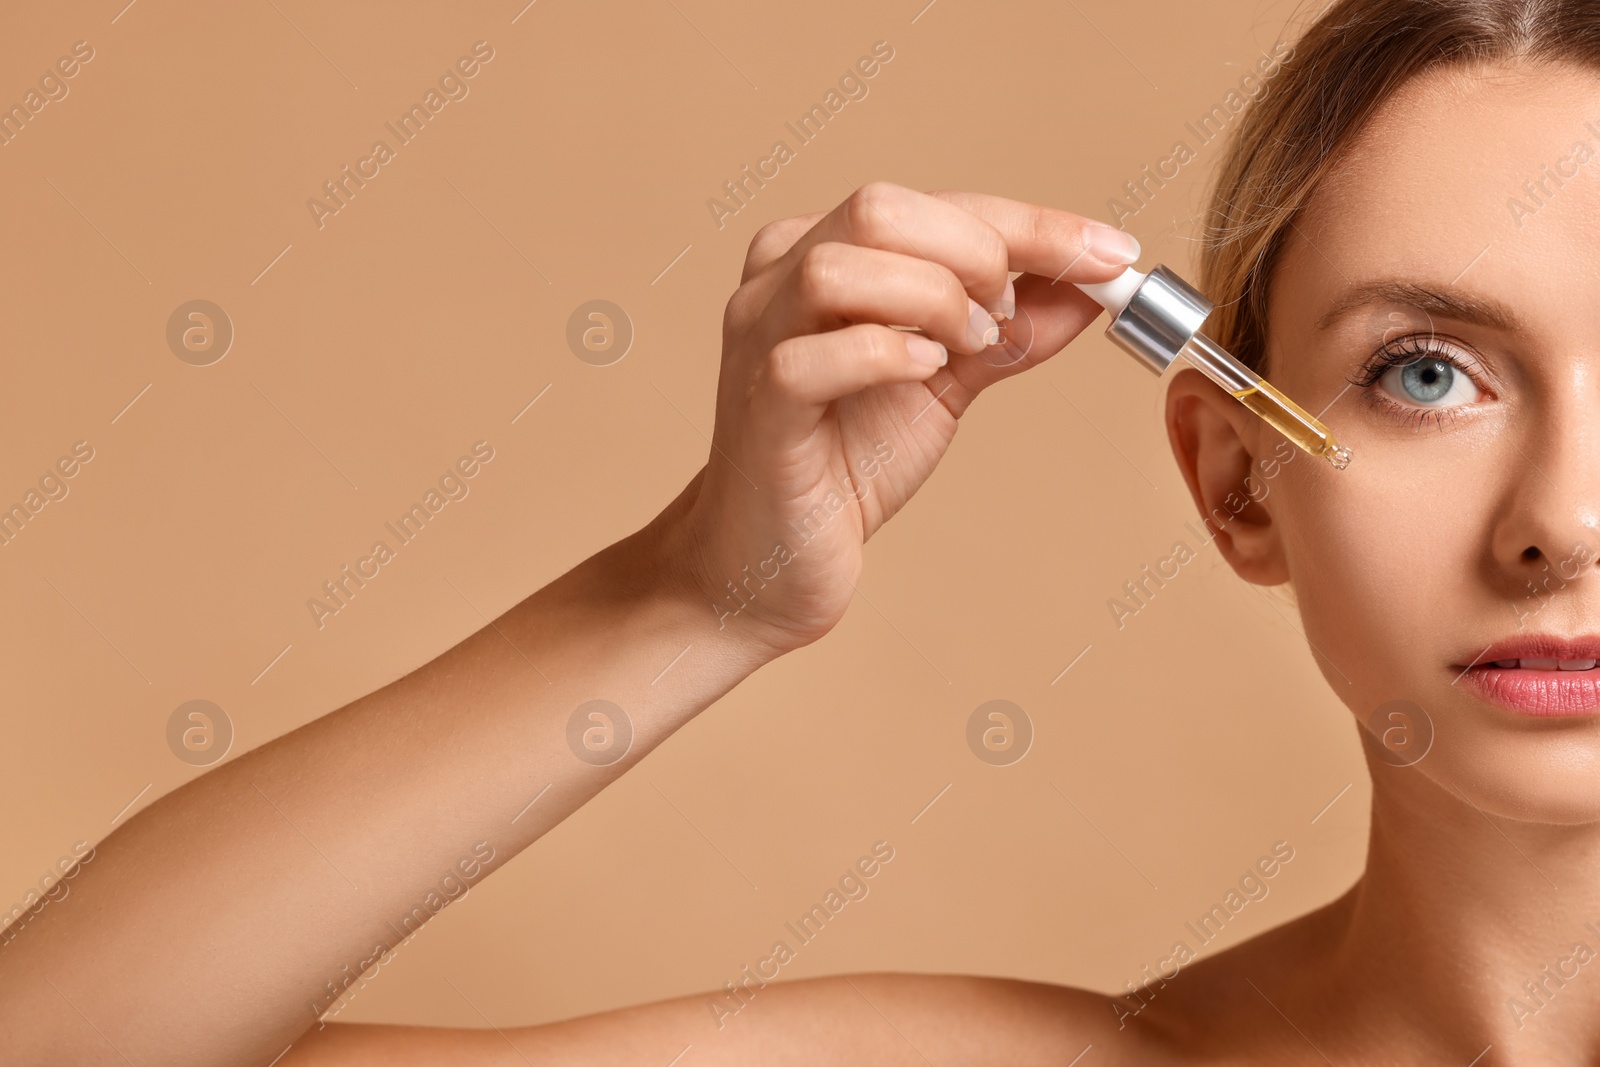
[1377,356,1482,407]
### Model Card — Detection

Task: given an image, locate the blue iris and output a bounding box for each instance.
[1399,357,1453,403]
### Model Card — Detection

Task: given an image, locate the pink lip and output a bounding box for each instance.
[1455,634,1600,716]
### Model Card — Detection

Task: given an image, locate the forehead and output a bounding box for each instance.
[1281,60,1600,324]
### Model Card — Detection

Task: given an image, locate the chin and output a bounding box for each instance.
[1400,718,1600,826]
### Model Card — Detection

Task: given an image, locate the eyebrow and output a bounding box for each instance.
[1313,279,1521,332]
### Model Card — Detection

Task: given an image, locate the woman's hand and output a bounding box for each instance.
[1,181,1133,1067]
[664,182,1143,655]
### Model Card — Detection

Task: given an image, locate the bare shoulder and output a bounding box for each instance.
[799,971,1141,1064]
[286,972,1155,1067]
[285,900,1362,1067]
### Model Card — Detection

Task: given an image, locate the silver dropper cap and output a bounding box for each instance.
[1102,265,1215,375]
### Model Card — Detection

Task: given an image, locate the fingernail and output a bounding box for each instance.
[988,277,1016,321]
[968,299,1001,348]
[1085,224,1142,266]
[905,333,948,368]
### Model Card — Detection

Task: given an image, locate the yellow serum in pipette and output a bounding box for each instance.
[1231,378,1353,470]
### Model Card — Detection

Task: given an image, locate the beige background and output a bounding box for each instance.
[0,0,1367,1027]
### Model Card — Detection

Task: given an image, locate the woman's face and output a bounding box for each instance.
[1250,60,1600,822]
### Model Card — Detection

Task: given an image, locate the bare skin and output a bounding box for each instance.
[14,56,1600,1067]
[0,184,1139,1067]
[293,58,1600,1066]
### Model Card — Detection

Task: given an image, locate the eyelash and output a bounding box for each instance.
[1346,335,1491,431]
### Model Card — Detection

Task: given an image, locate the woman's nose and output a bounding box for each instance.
[1490,419,1600,587]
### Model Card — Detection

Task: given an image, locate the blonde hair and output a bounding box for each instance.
[1200,0,1600,372]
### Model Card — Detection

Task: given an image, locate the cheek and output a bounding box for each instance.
[1276,455,1488,700]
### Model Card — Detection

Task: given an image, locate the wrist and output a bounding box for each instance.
[620,470,825,662]
[598,485,796,673]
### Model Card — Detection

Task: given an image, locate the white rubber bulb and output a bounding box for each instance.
[1074,267,1146,318]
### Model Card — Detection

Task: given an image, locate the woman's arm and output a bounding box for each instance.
[0,184,1137,1067]
[288,974,1122,1067]
[0,499,774,1067]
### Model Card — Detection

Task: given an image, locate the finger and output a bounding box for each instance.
[751,323,948,444]
[741,211,828,283]
[752,325,947,448]
[925,190,1141,285]
[917,271,1110,421]
[773,181,1012,315]
[770,241,1001,356]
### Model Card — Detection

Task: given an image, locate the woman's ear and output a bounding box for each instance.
[1165,366,1291,586]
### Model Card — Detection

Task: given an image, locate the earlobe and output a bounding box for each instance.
[1165,367,1291,586]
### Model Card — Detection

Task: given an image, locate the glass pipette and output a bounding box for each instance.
[1075,265,1352,470]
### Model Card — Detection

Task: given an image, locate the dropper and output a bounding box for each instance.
[1075,265,1352,470]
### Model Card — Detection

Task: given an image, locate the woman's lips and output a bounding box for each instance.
[1457,641,1600,716]
[1460,664,1600,715]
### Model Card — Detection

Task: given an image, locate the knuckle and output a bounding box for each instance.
[722,282,760,332]
[858,179,905,205]
[743,212,824,281]
[932,265,975,335]
[794,241,848,302]
[1029,209,1075,256]
[859,325,895,367]
[978,227,1009,282]
[746,218,792,262]
[749,217,787,251]
[926,261,963,304]
[765,339,805,394]
[844,180,903,240]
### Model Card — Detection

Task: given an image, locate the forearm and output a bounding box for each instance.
[0,485,774,1067]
